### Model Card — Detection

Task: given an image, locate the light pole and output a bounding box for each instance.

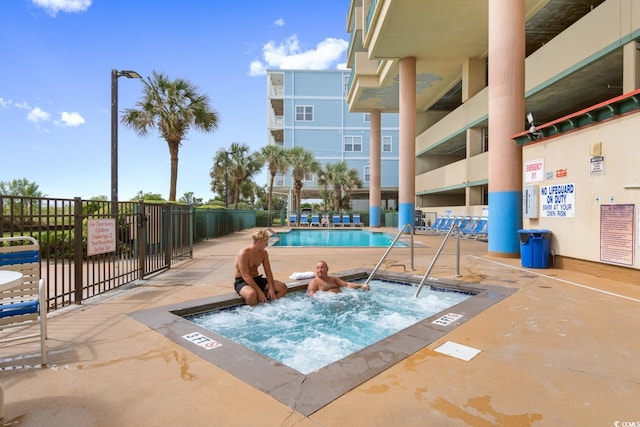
[111,69,142,218]
[224,151,230,209]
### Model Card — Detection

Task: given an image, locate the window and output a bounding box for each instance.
[344,75,350,96]
[382,136,392,152]
[344,135,362,152]
[364,166,370,182]
[303,172,314,182]
[295,105,313,121]
[363,113,370,122]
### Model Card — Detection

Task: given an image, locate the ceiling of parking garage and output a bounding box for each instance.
[354,0,621,156]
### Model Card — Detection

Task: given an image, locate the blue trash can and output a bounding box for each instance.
[518,229,551,268]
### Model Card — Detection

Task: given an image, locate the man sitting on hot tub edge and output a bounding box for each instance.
[234,229,287,306]
[307,260,370,295]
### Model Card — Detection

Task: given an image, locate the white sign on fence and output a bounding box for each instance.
[87,218,117,256]
[540,184,576,218]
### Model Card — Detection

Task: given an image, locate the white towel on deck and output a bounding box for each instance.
[289,271,315,280]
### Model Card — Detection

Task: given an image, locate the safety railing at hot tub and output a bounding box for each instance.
[364,223,415,285]
[414,224,461,298]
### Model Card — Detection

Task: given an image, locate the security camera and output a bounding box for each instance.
[527,112,542,138]
[527,112,535,127]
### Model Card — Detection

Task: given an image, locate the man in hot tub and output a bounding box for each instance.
[234,229,287,306]
[307,260,370,295]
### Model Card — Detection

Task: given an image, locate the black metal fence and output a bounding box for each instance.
[0,195,265,311]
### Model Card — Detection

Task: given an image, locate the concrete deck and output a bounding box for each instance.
[1,228,639,426]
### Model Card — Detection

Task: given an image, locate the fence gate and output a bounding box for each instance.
[135,202,192,279]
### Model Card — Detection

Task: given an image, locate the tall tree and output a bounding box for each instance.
[121,71,219,201]
[0,178,46,198]
[322,161,363,211]
[259,144,289,226]
[287,147,319,222]
[227,142,263,209]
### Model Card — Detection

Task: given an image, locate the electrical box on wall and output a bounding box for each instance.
[523,185,539,218]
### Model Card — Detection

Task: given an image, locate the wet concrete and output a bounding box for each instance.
[0,228,639,426]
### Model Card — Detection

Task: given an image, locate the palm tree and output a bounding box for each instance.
[121,71,219,201]
[227,142,263,209]
[259,145,289,226]
[323,161,363,211]
[287,147,319,223]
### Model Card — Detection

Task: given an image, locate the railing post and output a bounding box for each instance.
[455,225,461,277]
[73,197,84,304]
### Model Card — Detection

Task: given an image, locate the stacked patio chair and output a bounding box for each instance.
[299,213,310,226]
[342,214,353,227]
[352,213,364,227]
[0,236,48,366]
[310,214,321,226]
[331,214,342,227]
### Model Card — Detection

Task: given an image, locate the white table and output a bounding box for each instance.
[0,270,23,290]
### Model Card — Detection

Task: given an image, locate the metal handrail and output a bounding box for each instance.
[364,223,414,285]
[414,224,460,298]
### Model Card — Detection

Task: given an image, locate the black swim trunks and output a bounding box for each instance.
[234,275,268,294]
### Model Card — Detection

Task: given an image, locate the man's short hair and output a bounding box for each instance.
[252,229,270,243]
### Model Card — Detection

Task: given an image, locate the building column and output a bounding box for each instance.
[623,40,640,93]
[369,110,382,227]
[488,0,525,256]
[398,57,417,230]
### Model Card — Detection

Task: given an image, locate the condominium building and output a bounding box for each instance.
[266,69,400,222]
[346,0,640,277]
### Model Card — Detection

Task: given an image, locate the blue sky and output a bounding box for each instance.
[0,0,348,201]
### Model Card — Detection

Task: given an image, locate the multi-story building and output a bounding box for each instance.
[266,69,399,224]
[346,0,640,277]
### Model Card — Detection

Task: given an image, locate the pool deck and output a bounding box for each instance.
[1,227,639,426]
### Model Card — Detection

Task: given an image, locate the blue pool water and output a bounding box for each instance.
[274,229,407,247]
[187,279,471,374]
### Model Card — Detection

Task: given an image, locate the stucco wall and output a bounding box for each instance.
[522,110,640,270]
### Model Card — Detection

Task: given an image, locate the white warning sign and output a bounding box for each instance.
[540,184,575,218]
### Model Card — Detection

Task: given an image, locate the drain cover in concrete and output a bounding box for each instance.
[434,341,481,361]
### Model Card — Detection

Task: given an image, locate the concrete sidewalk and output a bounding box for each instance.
[1,228,639,426]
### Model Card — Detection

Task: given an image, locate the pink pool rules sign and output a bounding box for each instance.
[87,218,116,256]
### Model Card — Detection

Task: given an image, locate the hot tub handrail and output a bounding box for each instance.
[364,223,414,285]
[414,224,460,298]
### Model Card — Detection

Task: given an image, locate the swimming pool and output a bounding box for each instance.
[187,279,471,374]
[273,229,408,247]
[130,270,516,416]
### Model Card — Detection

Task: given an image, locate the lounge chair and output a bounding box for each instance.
[461,217,488,240]
[352,213,363,227]
[342,214,353,227]
[332,214,342,227]
[300,213,310,226]
[425,216,445,233]
[0,236,48,366]
[289,214,297,226]
[310,214,320,226]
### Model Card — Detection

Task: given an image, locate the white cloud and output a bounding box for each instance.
[0,98,9,108]
[57,111,85,127]
[249,35,348,76]
[32,0,92,17]
[274,18,285,27]
[27,107,50,122]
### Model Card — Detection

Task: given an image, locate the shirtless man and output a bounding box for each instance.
[234,229,287,306]
[306,260,370,295]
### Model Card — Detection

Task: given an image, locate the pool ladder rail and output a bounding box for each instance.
[363,223,462,298]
